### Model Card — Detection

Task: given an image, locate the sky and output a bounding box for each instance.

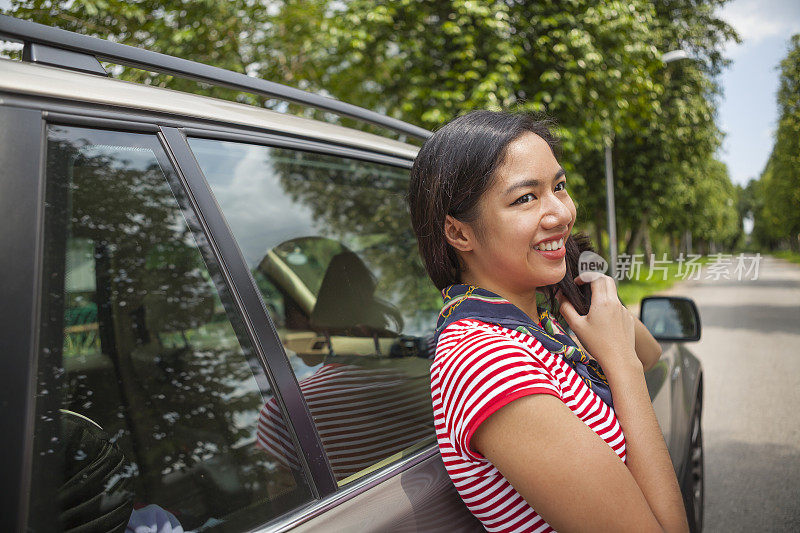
[716,0,800,187]
[1,0,797,188]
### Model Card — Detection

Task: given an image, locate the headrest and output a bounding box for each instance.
[310,250,402,335]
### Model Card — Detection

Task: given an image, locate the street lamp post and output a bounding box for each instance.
[604,132,618,280]
[603,48,690,281]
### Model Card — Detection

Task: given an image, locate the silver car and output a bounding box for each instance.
[0,14,704,533]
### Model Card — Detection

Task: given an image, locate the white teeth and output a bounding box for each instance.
[534,237,564,251]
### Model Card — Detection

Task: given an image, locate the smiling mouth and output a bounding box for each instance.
[532,236,566,251]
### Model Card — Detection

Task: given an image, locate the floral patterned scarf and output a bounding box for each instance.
[433,284,614,409]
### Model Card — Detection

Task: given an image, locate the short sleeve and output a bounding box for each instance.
[435,326,562,462]
[256,397,301,470]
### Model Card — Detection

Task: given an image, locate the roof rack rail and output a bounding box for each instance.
[0,14,432,141]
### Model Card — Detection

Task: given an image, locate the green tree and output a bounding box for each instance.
[6,0,269,103]
[752,34,800,251]
[610,0,739,258]
[4,0,742,257]
[264,0,672,242]
[257,0,525,136]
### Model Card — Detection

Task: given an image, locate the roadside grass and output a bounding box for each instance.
[772,250,800,265]
[617,256,714,307]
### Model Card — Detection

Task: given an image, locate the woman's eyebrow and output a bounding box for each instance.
[504,168,566,195]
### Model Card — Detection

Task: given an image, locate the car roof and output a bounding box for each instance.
[0,58,420,160]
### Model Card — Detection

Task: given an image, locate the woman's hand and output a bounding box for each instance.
[556,274,639,371]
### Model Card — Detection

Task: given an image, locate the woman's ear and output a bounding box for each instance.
[444,215,475,252]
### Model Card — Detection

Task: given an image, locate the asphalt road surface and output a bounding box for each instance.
[651,254,800,532]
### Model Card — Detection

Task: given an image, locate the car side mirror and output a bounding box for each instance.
[639,296,701,342]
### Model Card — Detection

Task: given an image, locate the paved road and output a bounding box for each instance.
[650,254,800,532]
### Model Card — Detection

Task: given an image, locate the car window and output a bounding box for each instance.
[188,138,441,485]
[29,126,314,533]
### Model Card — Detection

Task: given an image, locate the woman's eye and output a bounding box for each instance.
[512,193,536,205]
[512,182,566,205]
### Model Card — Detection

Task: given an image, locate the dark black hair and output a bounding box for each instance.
[407,109,593,317]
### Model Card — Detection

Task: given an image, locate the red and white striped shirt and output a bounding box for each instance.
[257,362,434,481]
[431,318,627,532]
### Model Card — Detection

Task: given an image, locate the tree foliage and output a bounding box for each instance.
[751,34,800,251]
[3,0,744,255]
[6,0,270,103]
[609,0,739,255]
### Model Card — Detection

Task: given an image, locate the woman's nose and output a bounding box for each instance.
[540,193,572,228]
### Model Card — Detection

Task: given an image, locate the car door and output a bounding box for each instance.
[2,102,480,530]
[15,120,328,532]
[644,343,677,465]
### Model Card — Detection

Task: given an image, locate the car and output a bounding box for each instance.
[0,14,704,533]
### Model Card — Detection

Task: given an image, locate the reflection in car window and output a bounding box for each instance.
[30,127,313,532]
[189,139,441,484]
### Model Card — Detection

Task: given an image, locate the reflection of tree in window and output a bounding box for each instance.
[270,149,441,324]
[34,129,312,531]
[186,139,440,489]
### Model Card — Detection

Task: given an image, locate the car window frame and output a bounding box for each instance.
[159,126,339,494]
[170,127,452,531]
[0,104,47,533]
[182,133,441,473]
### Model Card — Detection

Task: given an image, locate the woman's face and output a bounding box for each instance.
[460,131,576,295]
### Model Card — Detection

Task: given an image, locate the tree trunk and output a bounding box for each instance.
[622,225,632,254]
[593,210,605,256]
[643,224,653,261]
[625,213,649,256]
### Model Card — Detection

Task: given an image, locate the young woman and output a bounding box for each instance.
[407,110,689,532]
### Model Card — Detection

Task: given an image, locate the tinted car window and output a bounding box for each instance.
[189,138,441,485]
[29,126,313,532]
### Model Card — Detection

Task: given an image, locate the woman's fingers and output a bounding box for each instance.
[604,275,617,298]
[558,296,583,330]
[574,271,603,285]
[573,272,609,300]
